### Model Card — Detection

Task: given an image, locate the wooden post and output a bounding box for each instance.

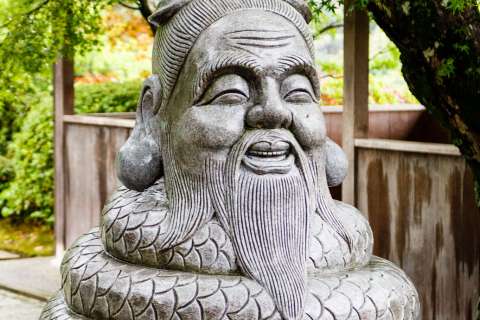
[54,58,74,258]
[342,1,370,205]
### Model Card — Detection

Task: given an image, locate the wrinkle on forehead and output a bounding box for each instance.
[175,10,317,105]
[224,29,298,51]
[190,10,313,61]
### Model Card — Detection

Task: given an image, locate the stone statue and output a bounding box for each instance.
[41,0,420,319]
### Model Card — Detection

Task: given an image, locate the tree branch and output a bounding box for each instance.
[314,22,344,36]
[369,45,389,61]
[119,2,141,10]
[319,73,343,79]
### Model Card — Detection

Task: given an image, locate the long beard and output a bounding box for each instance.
[207,130,315,320]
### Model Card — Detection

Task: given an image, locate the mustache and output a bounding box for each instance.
[225,129,315,187]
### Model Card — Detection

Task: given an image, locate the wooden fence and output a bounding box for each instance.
[356,139,480,320]
[61,116,132,246]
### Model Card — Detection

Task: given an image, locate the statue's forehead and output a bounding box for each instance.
[189,10,311,66]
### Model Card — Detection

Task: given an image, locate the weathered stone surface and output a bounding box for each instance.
[41,0,420,319]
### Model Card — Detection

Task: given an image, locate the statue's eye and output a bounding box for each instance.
[198,74,250,106]
[208,89,249,105]
[284,89,314,104]
[281,74,317,105]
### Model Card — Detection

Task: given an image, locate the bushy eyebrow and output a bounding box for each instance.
[193,53,319,103]
[276,54,320,97]
[193,54,263,103]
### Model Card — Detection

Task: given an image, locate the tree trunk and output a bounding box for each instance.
[366,0,480,204]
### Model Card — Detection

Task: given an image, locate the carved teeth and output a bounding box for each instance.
[248,150,289,157]
[247,140,291,159]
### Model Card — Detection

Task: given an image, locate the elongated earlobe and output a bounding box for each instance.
[325,138,348,187]
[116,76,164,191]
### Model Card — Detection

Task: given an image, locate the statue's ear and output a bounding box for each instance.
[325,138,348,187]
[116,76,164,191]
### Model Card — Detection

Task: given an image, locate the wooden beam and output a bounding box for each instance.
[54,58,74,258]
[342,1,370,205]
[355,138,462,156]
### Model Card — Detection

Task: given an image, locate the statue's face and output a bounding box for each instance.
[163,10,326,174]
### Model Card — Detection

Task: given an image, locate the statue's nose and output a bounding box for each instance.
[246,81,292,129]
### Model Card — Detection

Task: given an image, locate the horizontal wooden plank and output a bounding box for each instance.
[355,138,461,156]
[63,115,135,128]
[321,104,425,114]
[82,112,136,119]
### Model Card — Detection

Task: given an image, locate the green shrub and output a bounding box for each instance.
[75,80,141,114]
[0,96,54,223]
[0,156,13,192]
[0,77,33,155]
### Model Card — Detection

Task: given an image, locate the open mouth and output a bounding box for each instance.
[242,140,295,175]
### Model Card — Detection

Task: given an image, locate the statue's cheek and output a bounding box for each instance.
[290,104,327,149]
[172,105,247,169]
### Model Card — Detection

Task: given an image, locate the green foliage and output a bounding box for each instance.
[0,156,13,192]
[0,0,123,154]
[370,42,401,72]
[0,96,54,223]
[308,0,369,13]
[316,40,417,105]
[437,58,456,80]
[443,0,479,12]
[309,0,343,13]
[0,1,109,70]
[308,1,343,39]
[75,80,141,114]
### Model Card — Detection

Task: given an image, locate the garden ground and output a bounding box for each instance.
[0,256,59,319]
[0,219,54,257]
